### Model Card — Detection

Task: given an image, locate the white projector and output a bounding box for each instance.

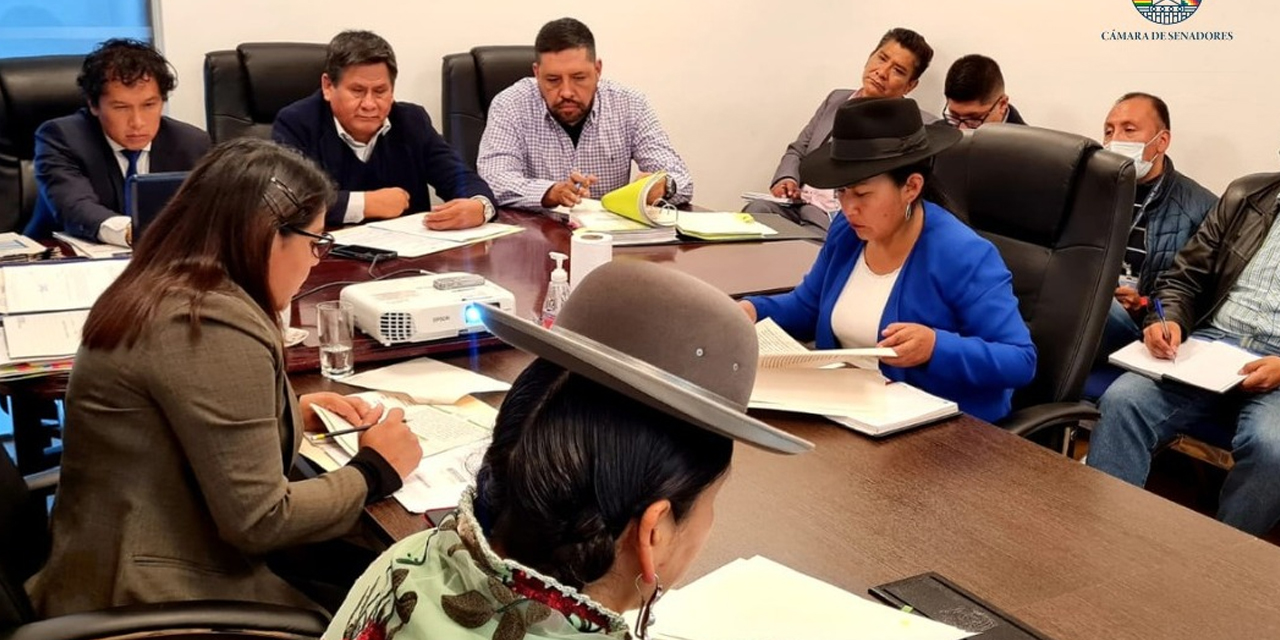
[339,272,517,346]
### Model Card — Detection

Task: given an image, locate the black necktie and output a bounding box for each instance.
[122,149,142,214]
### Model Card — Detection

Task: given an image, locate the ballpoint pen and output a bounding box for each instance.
[1154,298,1176,364]
[307,418,414,442]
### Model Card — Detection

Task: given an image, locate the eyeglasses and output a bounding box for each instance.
[264,176,335,259]
[942,97,1005,130]
[284,224,336,259]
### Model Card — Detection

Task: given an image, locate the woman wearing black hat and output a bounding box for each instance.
[323,261,811,640]
[741,97,1036,423]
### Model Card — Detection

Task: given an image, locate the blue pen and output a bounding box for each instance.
[1154,299,1176,363]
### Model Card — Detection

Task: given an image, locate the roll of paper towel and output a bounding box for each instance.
[570,232,613,292]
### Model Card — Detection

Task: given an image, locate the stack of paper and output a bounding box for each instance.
[562,198,677,245]
[674,212,778,241]
[0,258,129,378]
[0,232,53,262]
[53,232,130,259]
[650,556,971,640]
[750,319,958,437]
[330,218,524,259]
[1109,338,1257,393]
[300,391,496,513]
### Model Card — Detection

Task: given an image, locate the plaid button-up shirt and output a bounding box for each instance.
[478,77,693,209]
[1211,215,1280,356]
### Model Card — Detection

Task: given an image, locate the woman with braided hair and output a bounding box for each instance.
[325,260,811,640]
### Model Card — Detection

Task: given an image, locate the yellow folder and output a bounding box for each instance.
[600,172,677,227]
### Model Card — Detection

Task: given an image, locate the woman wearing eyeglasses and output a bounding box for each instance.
[27,138,422,616]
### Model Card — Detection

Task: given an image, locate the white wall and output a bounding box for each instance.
[156,0,1272,210]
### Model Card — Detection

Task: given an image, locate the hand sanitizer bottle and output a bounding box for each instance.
[541,251,570,328]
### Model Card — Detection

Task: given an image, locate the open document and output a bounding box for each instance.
[300,391,495,513]
[650,556,972,640]
[756,317,895,369]
[339,357,511,404]
[751,319,957,437]
[1109,338,1257,393]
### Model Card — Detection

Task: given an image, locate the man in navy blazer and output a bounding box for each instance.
[273,30,495,230]
[24,39,210,244]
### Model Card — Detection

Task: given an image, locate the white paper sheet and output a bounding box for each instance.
[369,215,524,243]
[1109,338,1256,393]
[4,310,89,358]
[652,556,972,640]
[340,357,510,404]
[330,225,459,258]
[0,259,128,314]
[755,318,894,369]
[298,392,497,513]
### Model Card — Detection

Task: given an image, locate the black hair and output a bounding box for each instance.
[476,359,732,589]
[77,38,176,106]
[325,30,398,86]
[875,28,933,82]
[535,17,597,61]
[1117,91,1171,131]
[887,158,955,213]
[945,54,1005,104]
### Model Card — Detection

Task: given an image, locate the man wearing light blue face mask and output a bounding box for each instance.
[1096,92,1217,363]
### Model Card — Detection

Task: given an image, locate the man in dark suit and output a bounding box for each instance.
[24,38,210,244]
[273,30,495,230]
[941,54,1029,130]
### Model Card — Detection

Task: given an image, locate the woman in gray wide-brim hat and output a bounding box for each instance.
[325,261,812,640]
[741,97,1037,423]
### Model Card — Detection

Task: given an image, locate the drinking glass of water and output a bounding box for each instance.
[316,300,354,379]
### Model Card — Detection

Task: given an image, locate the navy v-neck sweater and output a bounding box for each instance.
[273,91,494,227]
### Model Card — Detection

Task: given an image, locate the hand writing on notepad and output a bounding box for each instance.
[1142,320,1182,361]
[878,323,936,368]
[1240,356,1280,393]
[357,407,422,477]
[425,198,484,230]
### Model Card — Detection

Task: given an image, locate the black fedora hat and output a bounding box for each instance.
[800,97,962,189]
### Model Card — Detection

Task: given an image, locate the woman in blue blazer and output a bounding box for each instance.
[742,97,1035,423]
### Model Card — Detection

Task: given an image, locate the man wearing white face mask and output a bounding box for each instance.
[1096,92,1217,362]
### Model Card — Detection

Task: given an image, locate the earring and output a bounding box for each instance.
[633,573,665,639]
[904,202,914,221]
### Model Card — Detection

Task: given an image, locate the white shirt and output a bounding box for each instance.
[831,251,902,348]
[334,116,392,224]
[99,135,152,247]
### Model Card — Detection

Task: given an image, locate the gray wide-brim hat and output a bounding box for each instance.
[477,261,812,454]
[800,96,962,189]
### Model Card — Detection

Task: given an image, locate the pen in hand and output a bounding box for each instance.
[307,418,411,442]
[1154,298,1176,363]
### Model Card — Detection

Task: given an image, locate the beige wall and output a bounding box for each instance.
[156,0,1268,209]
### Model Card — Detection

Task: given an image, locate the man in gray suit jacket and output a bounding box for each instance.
[747,28,935,231]
[23,38,209,244]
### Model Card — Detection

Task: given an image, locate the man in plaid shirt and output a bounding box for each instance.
[478,17,694,212]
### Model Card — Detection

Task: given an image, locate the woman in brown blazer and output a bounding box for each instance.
[26,138,421,615]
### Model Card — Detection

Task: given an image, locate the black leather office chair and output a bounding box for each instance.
[441,46,536,168]
[933,124,1133,439]
[203,43,327,143]
[0,55,85,233]
[0,451,329,640]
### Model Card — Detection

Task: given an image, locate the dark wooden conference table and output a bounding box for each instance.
[289,210,1280,639]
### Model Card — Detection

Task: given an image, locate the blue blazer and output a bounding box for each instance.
[273,92,495,227]
[24,108,210,240]
[746,202,1036,422]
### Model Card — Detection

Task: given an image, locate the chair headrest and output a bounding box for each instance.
[236,43,327,122]
[935,124,1100,246]
[471,46,536,112]
[0,55,85,158]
